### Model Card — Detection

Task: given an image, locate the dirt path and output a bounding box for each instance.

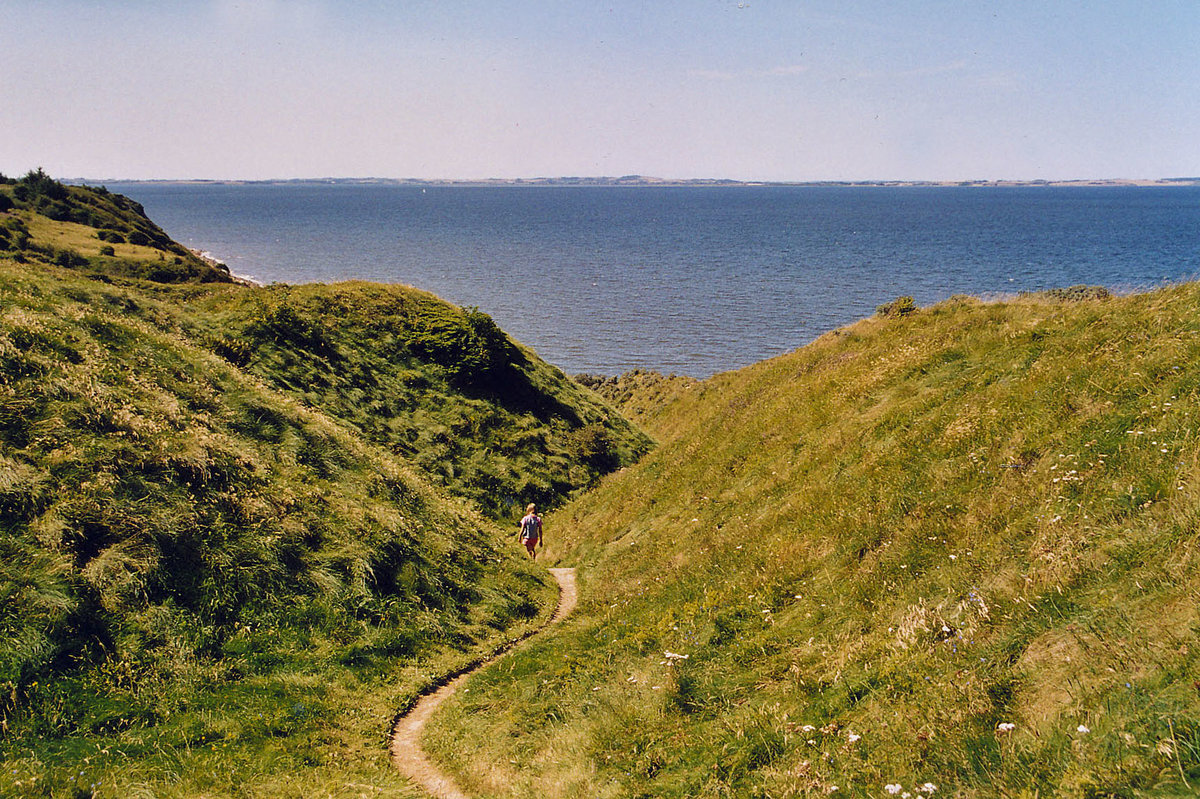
[389,567,578,799]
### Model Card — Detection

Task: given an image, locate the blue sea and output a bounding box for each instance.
[107,183,1200,378]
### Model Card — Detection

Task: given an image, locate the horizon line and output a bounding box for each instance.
[60,174,1200,187]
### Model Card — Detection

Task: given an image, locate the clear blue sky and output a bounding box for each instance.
[2,1,1197,181]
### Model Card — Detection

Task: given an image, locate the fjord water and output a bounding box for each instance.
[111,184,1199,378]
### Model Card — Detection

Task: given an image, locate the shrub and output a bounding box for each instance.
[877,295,917,317]
[99,245,115,257]
[567,421,620,474]
[17,167,67,201]
[1022,284,1112,302]
[0,193,13,212]
[0,218,28,252]
[53,250,87,269]
[97,230,126,244]
[410,305,511,385]
[33,196,73,221]
[211,335,253,366]
[246,302,336,357]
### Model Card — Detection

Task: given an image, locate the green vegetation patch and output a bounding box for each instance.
[576,369,701,436]
[168,281,650,519]
[0,170,231,284]
[0,174,656,794]
[431,285,1200,797]
[0,262,560,796]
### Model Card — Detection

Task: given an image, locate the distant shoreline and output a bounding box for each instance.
[75,176,1200,189]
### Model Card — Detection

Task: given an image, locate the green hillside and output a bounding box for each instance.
[167,281,650,520]
[0,257,563,797]
[0,169,232,284]
[429,287,1200,797]
[0,176,647,796]
[0,173,649,519]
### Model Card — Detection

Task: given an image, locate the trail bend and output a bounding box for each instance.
[390,567,578,799]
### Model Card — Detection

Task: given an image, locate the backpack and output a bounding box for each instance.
[520,514,540,539]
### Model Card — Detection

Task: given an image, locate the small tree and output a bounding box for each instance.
[19,167,67,200]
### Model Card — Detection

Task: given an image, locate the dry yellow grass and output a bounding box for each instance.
[20,211,168,260]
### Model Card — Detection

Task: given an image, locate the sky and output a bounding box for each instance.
[1,1,1198,182]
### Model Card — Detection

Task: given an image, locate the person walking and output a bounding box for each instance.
[518,503,543,559]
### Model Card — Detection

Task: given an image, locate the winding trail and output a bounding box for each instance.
[390,567,578,799]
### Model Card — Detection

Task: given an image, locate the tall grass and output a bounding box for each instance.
[0,261,561,796]
[429,286,1200,797]
[2,179,648,795]
[150,280,650,519]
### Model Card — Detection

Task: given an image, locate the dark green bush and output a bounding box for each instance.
[409,305,511,385]
[99,245,115,257]
[567,421,620,474]
[246,303,336,357]
[53,249,87,269]
[17,168,68,201]
[1022,284,1112,302]
[877,295,917,317]
[34,197,73,222]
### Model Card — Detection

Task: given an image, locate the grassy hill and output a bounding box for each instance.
[428,287,1200,797]
[0,175,647,796]
[0,172,649,519]
[0,169,232,284]
[167,281,650,520]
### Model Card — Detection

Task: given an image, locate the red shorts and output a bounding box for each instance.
[522,536,539,552]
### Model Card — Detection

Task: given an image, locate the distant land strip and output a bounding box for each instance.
[70,175,1200,188]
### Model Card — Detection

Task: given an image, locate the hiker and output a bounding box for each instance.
[518,503,543,559]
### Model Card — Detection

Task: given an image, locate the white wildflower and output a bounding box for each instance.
[1077,724,1090,734]
[884,784,903,795]
[847,732,861,743]
[918,783,937,794]
[997,722,1016,733]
